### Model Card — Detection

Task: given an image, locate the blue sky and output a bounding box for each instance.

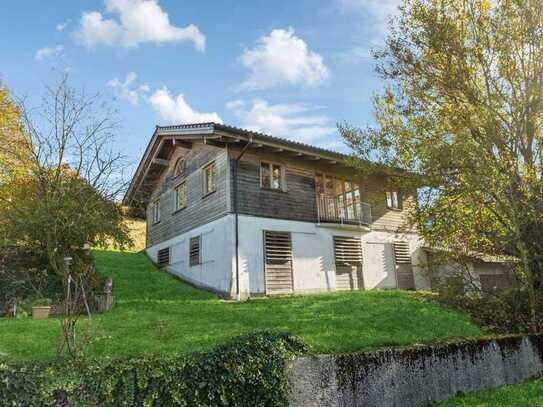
[0,0,399,166]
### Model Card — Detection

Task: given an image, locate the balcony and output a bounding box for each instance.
[316,193,372,227]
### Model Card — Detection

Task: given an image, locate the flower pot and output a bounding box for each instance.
[32,306,52,320]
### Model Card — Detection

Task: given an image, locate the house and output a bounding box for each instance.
[423,248,517,293]
[124,122,435,299]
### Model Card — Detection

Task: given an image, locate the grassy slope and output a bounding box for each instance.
[0,250,482,361]
[434,379,543,406]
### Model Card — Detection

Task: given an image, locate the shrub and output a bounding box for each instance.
[0,331,307,406]
[430,288,543,333]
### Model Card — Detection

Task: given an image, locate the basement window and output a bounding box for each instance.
[189,236,201,266]
[260,162,284,190]
[157,247,170,267]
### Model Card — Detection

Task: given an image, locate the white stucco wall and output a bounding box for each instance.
[146,214,431,297]
[237,215,430,295]
[146,215,236,296]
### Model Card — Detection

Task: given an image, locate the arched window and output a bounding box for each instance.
[174,158,185,177]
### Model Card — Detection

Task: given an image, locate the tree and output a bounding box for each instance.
[0,76,131,281]
[0,76,132,356]
[340,0,543,329]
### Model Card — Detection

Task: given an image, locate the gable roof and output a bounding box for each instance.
[124,122,349,206]
[158,122,347,159]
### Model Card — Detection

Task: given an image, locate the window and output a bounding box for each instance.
[174,158,186,177]
[174,182,186,211]
[260,162,284,190]
[393,241,411,264]
[315,173,367,223]
[189,236,201,266]
[386,191,402,209]
[333,236,363,266]
[151,199,160,223]
[157,247,170,267]
[203,162,216,195]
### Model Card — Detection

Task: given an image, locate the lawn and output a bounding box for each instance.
[434,379,543,406]
[0,250,482,361]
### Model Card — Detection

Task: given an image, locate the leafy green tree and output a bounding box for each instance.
[0,76,132,281]
[341,0,543,329]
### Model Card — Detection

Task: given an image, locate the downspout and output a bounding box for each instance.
[233,137,253,301]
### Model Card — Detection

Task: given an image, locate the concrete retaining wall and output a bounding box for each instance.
[288,334,543,407]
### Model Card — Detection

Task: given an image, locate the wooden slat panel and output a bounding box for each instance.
[334,236,363,266]
[335,265,364,290]
[264,231,293,295]
[157,247,170,267]
[396,264,415,290]
[393,241,411,264]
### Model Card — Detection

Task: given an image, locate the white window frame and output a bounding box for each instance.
[151,199,161,224]
[202,161,217,196]
[174,182,186,211]
[386,191,401,210]
[260,161,286,191]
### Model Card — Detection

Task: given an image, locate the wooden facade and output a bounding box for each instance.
[146,143,230,247]
[144,137,416,248]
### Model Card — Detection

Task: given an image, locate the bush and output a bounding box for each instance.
[0,246,61,316]
[0,247,110,317]
[430,288,543,333]
[0,331,307,406]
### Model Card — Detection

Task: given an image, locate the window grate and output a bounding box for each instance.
[334,236,363,265]
[157,247,170,267]
[393,241,411,264]
[264,231,292,265]
[189,236,201,266]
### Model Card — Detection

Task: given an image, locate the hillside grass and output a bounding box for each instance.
[435,379,543,406]
[0,250,483,361]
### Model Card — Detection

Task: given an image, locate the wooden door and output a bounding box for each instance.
[264,231,294,295]
[393,241,415,289]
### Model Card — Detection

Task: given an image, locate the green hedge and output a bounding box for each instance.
[0,332,307,406]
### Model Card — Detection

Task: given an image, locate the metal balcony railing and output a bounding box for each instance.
[316,194,372,226]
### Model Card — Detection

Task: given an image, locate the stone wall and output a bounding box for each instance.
[288,334,543,407]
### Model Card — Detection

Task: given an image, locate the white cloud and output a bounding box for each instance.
[227,99,338,147]
[35,45,64,61]
[56,19,71,32]
[337,0,401,32]
[107,72,149,105]
[239,28,329,90]
[149,87,222,124]
[76,0,205,51]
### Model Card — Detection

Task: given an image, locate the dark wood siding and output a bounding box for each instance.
[234,157,317,222]
[230,151,414,232]
[146,143,230,247]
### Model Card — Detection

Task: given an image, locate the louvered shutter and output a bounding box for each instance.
[157,247,170,267]
[334,236,363,265]
[264,231,293,295]
[393,241,411,264]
